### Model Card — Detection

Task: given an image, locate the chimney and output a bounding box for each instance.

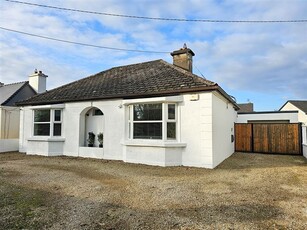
[171,44,195,72]
[29,69,48,93]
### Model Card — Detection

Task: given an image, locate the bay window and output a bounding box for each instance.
[128,103,177,140]
[33,109,62,136]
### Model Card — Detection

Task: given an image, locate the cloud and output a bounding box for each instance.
[0,0,306,110]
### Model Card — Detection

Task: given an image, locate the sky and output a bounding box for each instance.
[0,0,306,111]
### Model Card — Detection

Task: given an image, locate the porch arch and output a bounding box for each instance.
[79,107,104,147]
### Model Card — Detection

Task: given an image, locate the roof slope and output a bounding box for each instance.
[17,59,234,106]
[281,100,307,113]
[0,81,28,105]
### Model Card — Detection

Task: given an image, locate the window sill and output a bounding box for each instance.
[122,140,186,148]
[28,137,65,142]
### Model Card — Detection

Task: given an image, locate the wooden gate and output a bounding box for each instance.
[235,123,302,155]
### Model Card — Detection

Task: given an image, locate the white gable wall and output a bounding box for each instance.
[212,92,236,168]
[280,102,307,125]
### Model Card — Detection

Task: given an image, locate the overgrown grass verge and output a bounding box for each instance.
[0,180,58,230]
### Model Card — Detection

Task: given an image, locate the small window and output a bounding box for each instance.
[134,104,162,121]
[167,122,176,139]
[93,109,103,116]
[134,123,162,139]
[33,109,62,137]
[54,110,61,121]
[34,124,50,136]
[53,124,62,136]
[34,110,50,122]
[168,104,176,120]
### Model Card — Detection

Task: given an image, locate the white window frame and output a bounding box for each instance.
[33,109,63,137]
[128,103,177,141]
[166,103,177,140]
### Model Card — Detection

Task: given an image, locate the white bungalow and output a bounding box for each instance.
[18,46,238,169]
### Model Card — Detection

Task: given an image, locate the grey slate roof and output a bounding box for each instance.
[280,100,307,114]
[17,59,237,107]
[0,81,27,105]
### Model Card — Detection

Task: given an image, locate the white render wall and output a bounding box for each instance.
[0,139,19,152]
[57,100,123,160]
[237,112,298,123]
[19,92,236,168]
[0,106,20,139]
[181,92,213,168]
[280,102,307,125]
[20,99,125,161]
[212,92,236,168]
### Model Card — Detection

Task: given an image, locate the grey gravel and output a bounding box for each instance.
[0,152,306,229]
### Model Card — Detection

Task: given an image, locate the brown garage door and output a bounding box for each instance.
[235,123,302,155]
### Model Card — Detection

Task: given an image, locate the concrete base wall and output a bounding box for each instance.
[123,145,183,166]
[27,138,64,156]
[79,147,104,159]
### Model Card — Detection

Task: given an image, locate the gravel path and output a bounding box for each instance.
[0,152,306,229]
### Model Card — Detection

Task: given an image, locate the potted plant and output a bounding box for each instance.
[87,132,95,147]
[97,132,104,148]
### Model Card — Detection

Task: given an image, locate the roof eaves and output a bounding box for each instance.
[215,86,240,110]
[17,85,222,106]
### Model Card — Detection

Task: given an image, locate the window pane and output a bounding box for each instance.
[134,104,162,121]
[167,122,176,139]
[53,124,62,136]
[93,109,103,116]
[34,110,50,122]
[168,104,176,120]
[54,110,61,121]
[34,124,50,136]
[133,123,162,139]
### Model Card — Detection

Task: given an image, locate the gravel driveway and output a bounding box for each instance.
[0,152,306,229]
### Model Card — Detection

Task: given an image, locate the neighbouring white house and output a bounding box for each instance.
[17,46,239,169]
[280,100,307,125]
[279,100,307,158]
[237,111,299,124]
[0,71,47,152]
